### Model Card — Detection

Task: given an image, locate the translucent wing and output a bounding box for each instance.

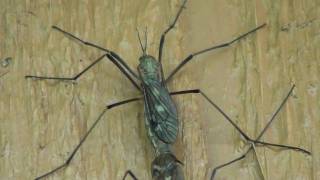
[144,81,178,144]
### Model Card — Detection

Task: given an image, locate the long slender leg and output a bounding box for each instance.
[105,89,201,109]
[0,71,9,78]
[249,84,310,154]
[107,97,142,109]
[122,170,138,180]
[168,88,261,142]
[158,0,188,82]
[25,53,142,92]
[170,87,310,179]
[158,0,187,62]
[212,143,270,180]
[197,85,311,154]
[165,23,266,83]
[210,148,250,180]
[209,137,312,180]
[35,108,108,180]
[255,84,295,140]
[210,138,312,180]
[105,54,141,91]
[199,87,310,153]
[210,142,267,180]
[51,26,139,80]
[253,140,311,155]
[200,85,310,179]
[25,54,106,81]
[166,87,310,154]
[34,98,141,180]
[251,143,266,180]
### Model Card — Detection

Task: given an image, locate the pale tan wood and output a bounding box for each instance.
[0,0,318,179]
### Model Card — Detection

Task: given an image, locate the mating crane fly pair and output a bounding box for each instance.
[26,0,311,179]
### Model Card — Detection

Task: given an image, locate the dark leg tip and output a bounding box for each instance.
[25,75,36,79]
[259,23,267,29]
[210,169,217,180]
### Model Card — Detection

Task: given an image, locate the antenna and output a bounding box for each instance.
[136,28,145,55]
[144,27,148,55]
[136,27,148,56]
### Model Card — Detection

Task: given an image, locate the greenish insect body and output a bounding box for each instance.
[138,55,183,180]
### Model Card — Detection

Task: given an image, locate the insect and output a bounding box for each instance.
[25,0,311,179]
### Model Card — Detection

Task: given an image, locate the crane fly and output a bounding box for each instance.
[26,0,311,179]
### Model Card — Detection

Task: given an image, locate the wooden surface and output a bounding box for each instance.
[0,0,319,179]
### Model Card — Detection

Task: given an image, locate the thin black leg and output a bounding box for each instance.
[105,54,141,91]
[253,140,311,155]
[34,97,140,180]
[165,23,266,83]
[34,107,108,180]
[249,85,309,154]
[169,87,310,155]
[51,26,139,80]
[158,0,188,82]
[25,54,106,81]
[170,89,200,95]
[106,97,142,109]
[210,149,250,180]
[165,88,251,140]
[0,71,9,78]
[105,89,201,110]
[158,0,187,62]
[198,90,251,140]
[210,143,266,180]
[255,84,295,140]
[25,53,142,92]
[122,170,138,180]
[170,87,310,179]
[199,88,310,155]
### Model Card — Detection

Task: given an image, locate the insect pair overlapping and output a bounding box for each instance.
[26,0,311,179]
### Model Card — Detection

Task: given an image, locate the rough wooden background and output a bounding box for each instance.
[0,0,319,179]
